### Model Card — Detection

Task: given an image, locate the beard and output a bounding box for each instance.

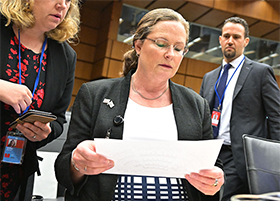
[223,49,236,59]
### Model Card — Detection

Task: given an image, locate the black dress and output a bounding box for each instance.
[0,32,47,201]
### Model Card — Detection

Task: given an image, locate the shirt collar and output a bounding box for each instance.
[222,54,245,69]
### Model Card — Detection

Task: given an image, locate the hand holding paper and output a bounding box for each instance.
[70,140,115,181]
[185,166,224,195]
[94,138,224,178]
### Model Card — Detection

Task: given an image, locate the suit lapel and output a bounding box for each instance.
[170,81,187,140]
[41,40,67,109]
[233,58,252,100]
[1,20,12,79]
[208,67,222,108]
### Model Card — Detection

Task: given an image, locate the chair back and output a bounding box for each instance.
[242,134,280,194]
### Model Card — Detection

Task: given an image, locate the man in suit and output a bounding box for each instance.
[200,17,280,201]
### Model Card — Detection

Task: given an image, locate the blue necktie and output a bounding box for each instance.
[212,63,231,138]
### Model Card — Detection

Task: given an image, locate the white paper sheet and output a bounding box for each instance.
[95,139,224,178]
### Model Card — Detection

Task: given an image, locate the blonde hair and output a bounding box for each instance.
[122,8,189,76]
[0,0,80,43]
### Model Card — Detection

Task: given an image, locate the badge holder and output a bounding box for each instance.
[211,108,221,127]
[2,129,27,164]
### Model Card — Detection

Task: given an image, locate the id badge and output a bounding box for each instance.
[211,108,221,127]
[2,130,27,164]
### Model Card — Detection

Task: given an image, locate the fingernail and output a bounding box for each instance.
[108,160,114,167]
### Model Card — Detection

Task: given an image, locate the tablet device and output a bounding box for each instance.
[9,110,57,129]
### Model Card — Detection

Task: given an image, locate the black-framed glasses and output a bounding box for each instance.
[145,38,189,56]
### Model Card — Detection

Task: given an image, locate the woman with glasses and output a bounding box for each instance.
[55,8,224,201]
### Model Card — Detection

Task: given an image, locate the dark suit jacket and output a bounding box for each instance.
[55,69,223,201]
[0,15,76,178]
[200,57,280,183]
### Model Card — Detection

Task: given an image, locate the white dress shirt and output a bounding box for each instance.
[218,54,245,145]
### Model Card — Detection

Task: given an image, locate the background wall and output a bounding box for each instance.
[67,0,280,110]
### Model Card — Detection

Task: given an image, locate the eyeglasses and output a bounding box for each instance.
[145,38,189,56]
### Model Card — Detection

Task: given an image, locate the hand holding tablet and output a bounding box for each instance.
[9,110,57,129]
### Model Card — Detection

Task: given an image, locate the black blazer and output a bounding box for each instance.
[200,57,280,182]
[0,15,76,177]
[55,69,223,201]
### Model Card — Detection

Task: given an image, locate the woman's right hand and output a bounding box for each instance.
[70,140,114,183]
[0,79,32,114]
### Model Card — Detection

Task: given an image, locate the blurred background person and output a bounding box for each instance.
[0,0,80,200]
[200,17,280,201]
[55,8,224,201]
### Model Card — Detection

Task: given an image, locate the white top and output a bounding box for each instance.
[123,98,178,141]
[218,54,245,145]
[117,99,185,200]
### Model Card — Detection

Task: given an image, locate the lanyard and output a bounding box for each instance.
[214,56,245,108]
[18,29,47,115]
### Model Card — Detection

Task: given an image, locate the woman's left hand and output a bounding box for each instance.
[185,166,224,195]
[16,121,52,142]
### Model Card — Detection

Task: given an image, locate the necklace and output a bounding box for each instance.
[131,77,169,100]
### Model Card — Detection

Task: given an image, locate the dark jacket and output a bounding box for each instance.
[55,69,223,201]
[0,15,76,181]
[200,57,280,183]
